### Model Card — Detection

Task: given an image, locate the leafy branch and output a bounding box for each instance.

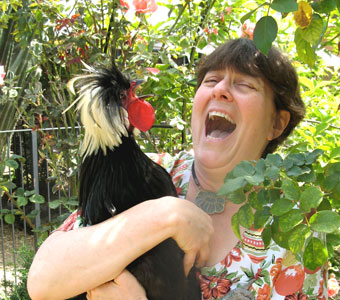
[219,149,340,271]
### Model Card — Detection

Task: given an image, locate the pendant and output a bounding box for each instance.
[194,190,226,214]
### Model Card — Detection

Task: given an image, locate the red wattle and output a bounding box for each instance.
[128,99,155,132]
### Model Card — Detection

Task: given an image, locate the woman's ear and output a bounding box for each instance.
[268,110,290,141]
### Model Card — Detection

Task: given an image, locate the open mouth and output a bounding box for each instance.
[205,111,236,139]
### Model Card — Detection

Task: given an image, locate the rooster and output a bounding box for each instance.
[66,63,201,300]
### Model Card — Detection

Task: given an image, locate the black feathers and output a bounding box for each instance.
[68,64,201,300]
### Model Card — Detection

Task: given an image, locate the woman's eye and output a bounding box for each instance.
[236,82,256,90]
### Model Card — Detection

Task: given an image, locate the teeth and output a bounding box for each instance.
[209,111,235,124]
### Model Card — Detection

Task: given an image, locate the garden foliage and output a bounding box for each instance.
[0,0,339,283]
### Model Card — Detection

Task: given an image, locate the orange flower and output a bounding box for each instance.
[294,1,313,29]
[199,274,232,300]
[257,284,271,300]
[133,0,157,13]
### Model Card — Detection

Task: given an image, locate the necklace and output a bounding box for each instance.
[191,161,226,214]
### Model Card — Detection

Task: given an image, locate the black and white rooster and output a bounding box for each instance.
[67,63,201,300]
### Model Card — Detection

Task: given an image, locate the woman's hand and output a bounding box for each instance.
[160,197,214,275]
[86,270,147,300]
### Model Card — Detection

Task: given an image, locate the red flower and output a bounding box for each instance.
[199,274,232,300]
[133,0,157,13]
[257,284,271,300]
[222,247,241,267]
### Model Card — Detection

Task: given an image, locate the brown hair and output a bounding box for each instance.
[196,38,305,157]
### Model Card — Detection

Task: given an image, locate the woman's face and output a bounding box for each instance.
[191,68,288,174]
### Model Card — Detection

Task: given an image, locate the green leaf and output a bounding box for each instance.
[17,196,28,207]
[271,198,295,216]
[265,154,283,168]
[231,213,241,240]
[232,161,255,177]
[264,166,280,180]
[311,0,337,13]
[15,187,25,197]
[300,14,323,44]
[237,204,254,229]
[248,191,262,210]
[4,214,15,224]
[286,153,306,166]
[279,209,304,232]
[303,237,328,270]
[227,189,246,204]
[29,194,45,204]
[270,0,298,12]
[281,178,301,200]
[219,177,247,196]
[305,149,324,165]
[271,218,290,248]
[262,225,272,248]
[297,169,316,183]
[253,16,278,55]
[244,174,264,186]
[294,28,316,67]
[49,200,61,209]
[322,174,339,191]
[254,207,271,229]
[310,211,340,233]
[255,159,266,175]
[288,224,311,254]
[5,159,19,169]
[24,190,36,197]
[300,186,323,212]
[327,233,340,247]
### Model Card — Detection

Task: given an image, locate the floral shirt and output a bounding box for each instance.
[56,150,328,300]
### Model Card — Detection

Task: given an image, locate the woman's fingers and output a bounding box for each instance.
[86,270,147,300]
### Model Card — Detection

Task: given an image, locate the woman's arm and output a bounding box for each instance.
[27,196,213,300]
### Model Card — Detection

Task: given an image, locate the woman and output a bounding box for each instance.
[28,39,325,300]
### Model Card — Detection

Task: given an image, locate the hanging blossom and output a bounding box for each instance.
[0,65,6,86]
[133,0,157,13]
[120,0,157,13]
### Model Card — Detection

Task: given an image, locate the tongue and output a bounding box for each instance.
[208,129,231,139]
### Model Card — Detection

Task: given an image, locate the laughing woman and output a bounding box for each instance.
[28,38,326,300]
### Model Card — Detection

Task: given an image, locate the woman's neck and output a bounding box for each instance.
[192,160,229,193]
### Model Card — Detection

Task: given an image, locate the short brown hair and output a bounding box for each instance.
[196,38,305,157]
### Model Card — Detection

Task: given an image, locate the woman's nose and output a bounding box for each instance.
[212,80,232,102]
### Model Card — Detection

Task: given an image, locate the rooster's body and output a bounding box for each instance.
[67,64,201,300]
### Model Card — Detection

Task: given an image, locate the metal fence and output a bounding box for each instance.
[0,127,80,294]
